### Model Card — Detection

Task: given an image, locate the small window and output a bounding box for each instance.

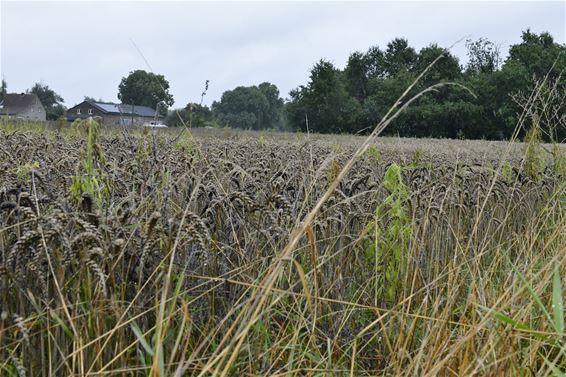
[77,109,81,115]
[88,109,93,115]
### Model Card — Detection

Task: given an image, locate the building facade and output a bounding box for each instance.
[66,100,160,126]
[0,93,46,121]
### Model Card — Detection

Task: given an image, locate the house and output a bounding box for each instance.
[0,93,46,121]
[66,100,161,126]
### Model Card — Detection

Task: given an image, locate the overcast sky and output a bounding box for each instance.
[1,1,564,108]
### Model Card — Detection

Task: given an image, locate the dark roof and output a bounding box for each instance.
[89,101,157,117]
[0,93,44,114]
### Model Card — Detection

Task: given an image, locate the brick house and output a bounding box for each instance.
[0,93,47,121]
[66,100,160,126]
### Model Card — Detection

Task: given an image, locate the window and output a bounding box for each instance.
[77,109,81,115]
[88,109,93,115]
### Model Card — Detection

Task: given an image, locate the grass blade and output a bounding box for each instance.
[130,321,155,356]
[509,260,554,328]
[552,262,564,335]
[543,355,565,377]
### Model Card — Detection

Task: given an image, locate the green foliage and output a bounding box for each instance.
[286,59,361,133]
[524,115,545,181]
[69,118,109,207]
[551,144,566,177]
[364,163,412,304]
[84,96,105,103]
[486,260,565,373]
[502,161,514,183]
[413,44,462,86]
[383,38,418,78]
[0,78,6,98]
[285,30,565,141]
[28,82,66,120]
[174,132,200,160]
[411,148,423,168]
[118,69,174,112]
[11,161,40,184]
[366,146,381,162]
[212,82,284,130]
[508,30,566,80]
[165,103,216,128]
[465,38,502,74]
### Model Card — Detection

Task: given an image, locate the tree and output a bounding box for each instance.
[506,30,566,79]
[165,103,215,128]
[286,59,361,133]
[258,82,284,128]
[356,42,463,136]
[465,38,502,74]
[344,51,370,101]
[117,70,174,112]
[413,44,462,86]
[84,96,105,103]
[28,83,66,120]
[466,30,566,140]
[212,83,284,130]
[365,46,387,80]
[288,31,564,140]
[1,79,6,99]
[383,38,418,78]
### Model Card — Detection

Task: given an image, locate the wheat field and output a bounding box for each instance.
[0,120,565,376]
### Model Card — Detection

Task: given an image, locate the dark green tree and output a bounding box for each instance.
[466,30,566,140]
[117,70,174,112]
[28,83,66,120]
[258,82,284,128]
[84,96,106,103]
[383,38,418,78]
[344,51,370,101]
[1,79,6,99]
[361,70,416,133]
[165,103,215,128]
[413,44,462,86]
[212,83,283,130]
[386,44,473,138]
[465,38,502,74]
[286,59,361,133]
[507,30,566,79]
[365,46,387,79]
[288,31,564,140]
[361,41,471,137]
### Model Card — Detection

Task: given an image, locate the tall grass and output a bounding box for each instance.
[0,78,565,375]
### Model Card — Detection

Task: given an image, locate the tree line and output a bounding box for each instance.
[2,29,563,141]
[168,30,564,141]
[285,30,565,141]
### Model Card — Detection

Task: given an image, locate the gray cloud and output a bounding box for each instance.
[1,1,564,108]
